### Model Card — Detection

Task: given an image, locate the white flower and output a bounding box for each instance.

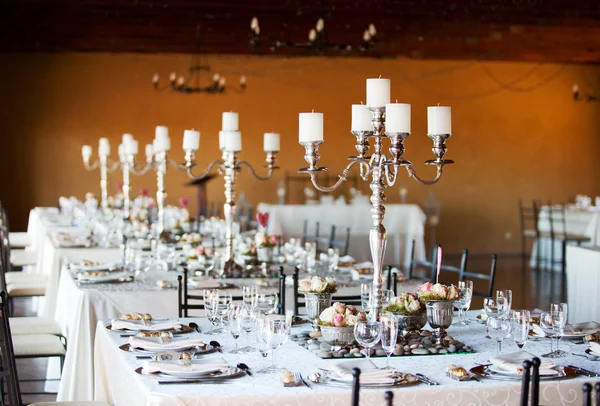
[345,314,358,326]
[407,300,422,313]
[319,307,336,324]
[254,232,267,246]
[310,276,327,293]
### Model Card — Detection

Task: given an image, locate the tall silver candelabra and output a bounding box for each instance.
[120,152,153,223]
[82,155,121,211]
[183,148,278,276]
[298,107,453,321]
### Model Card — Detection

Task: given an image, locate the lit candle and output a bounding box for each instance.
[299,112,323,143]
[222,131,242,152]
[366,78,391,107]
[385,103,411,133]
[263,132,280,152]
[155,126,171,152]
[222,112,239,131]
[81,145,92,158]
[183,129,200,151]
[427,106,452,134]
[129,140,139,155]
[219,131,226,150]
[122,133,133,146]
[145,144,154,162]
[351,104,373,132]
[98,138,110,157]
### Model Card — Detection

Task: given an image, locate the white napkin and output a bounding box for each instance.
[111,319,181,331]
[531,324,545,337]
[338,255,355,265]
[589,341,600,356]
[129,336,205,350]
[77,272,127,283]
[329,359,397,384]
[189,277,220,289]
[489,351,557,375]
[142,359,229,375]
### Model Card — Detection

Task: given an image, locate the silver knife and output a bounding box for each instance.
[415,373,439,386]
[567,365,600,377]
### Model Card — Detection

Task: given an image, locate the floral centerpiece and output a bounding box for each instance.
[298,276,338,329]
[254,232,278,248]
[418,282,461,346]
[317,303,367,345]
[417,282,460,302]
[383,292,427,334]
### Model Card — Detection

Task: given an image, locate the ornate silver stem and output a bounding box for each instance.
[154,151,168,237]
[122,157,131,220]
[99,156,109,211]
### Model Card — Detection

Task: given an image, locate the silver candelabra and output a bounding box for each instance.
[298,107,453,321]
[82,152,120,211]
[182,148,279,277]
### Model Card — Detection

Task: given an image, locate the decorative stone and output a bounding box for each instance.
[409,343,420,349]
[349,348,360,354]
[428,348,438,354]
[318,351,333,358]
[308,344,320,351]
[420,331,432,336]
[412,348,430,355]
[296,340,307,346]
[338,349,349,355]
[320,343,332,351]
[332,352,343,358]
[448,345,458,353]
[353,352,365,357]
[393,347,404,355]
[403,345,410,351]
[309,331,322,338]
[375,349,388,357]
[344,353,354,358]
[438,349,448,354]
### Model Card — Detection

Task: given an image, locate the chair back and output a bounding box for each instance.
[292,267,361,315]
[407,240,468,283]
[520,360,532,406]
[384,391,394,406]
[0,291,23,406]
[531,357,540,406]
[595,383,600,406]
[329,225,351,256]
[518,199,540,237]
[583,383,592,406]
[460,254,497,297]
[351,367,361,406]
[546,202,568,238]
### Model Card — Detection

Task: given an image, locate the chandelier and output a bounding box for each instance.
[249,17,377,55]
[152,62,246,94]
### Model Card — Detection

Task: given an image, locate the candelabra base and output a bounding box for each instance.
[220,259,244,278]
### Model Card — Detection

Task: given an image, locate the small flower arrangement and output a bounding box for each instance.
[298,276,338,294]
[254,231,278,248]
[417,282,460,302]
[239,242,257,256]
[318,303,367,327]
[383,292,424,314]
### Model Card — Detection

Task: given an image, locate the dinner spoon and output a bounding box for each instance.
[189,322,201,333]
[210,340,222,353]
[237,363,253,377]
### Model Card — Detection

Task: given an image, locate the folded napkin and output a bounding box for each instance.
[338,255,355,265]
[142,359,229,375]
[129,336,205,351]
[329,359,397,384]
[531,324,545,337]
[489,351,557,375]
[111,319,181,331]
[189,277,220,289]
[77,272,127,283]
[589,341,600,356]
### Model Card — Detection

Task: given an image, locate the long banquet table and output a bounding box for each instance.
[94,313,599,406]
[257,202,427,268]
[566,244,600,324]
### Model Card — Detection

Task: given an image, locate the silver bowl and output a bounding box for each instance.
[320,325,356,346]
[387,312,427,335]
[426,300,455,346]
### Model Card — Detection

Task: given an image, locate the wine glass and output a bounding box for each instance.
[550,303,568,357]
[242,286,258,310]
[483,297,509,318]
[203,289,218,335]
[268,314,292,372]
[361,283,373,312]
[455,280,473,325]
[256,293,279,315]
[540,311,560,358]
[238,306,258,353]
[380,314,398,369]
[486,316,512,355]
[496,290,513,315]
[511,309,530,351]
[354,320,381,361]
[381,290,394,307]
[255,316,273,373]
[228,305,243,354]
[214,291,232,333]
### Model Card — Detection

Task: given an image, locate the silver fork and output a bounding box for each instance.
[293,372,311,388]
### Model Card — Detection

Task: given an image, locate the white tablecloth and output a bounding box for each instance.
[94,313,599,406]
[566,245,600,324]
[531,207,600,269]
[257,203,426,269]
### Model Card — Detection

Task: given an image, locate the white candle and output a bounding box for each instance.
[122,133,133,146]
[263,132,280,152]
[118,143,125,157]
[351,104,373,132]
[219,131,226,150]
[129,140,139,155]
[299,112,324,143]
[222,112,239,131]
[366,78,391,107]
[98,138,110,157]
[81,145,92,158]
[385,103,411,133]
[183,129,200,151]
[155,126,171,152]
[145,144,154,162]
[222,131,242,152]
[427,106,452,134]
[155,126,169,140]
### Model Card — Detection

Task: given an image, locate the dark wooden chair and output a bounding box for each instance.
[384,391,394,406]
[519,200,541,272]
[407,240,468,283]
[460,254,497,298]
[520,360,532,406]
[583,383,592,406]
[329,225,351,256]
[302,221,351,256]
[351,367,361,406]
[531,357,541,406]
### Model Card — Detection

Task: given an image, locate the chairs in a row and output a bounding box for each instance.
[302,220,351,256]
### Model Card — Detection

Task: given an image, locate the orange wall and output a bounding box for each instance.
[1,52,599,254]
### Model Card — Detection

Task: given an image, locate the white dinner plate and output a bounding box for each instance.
[487,365,559,377]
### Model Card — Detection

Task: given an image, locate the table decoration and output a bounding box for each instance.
[318,303,366,346]
[297,77,454,322]
[298,276,338,329]
[382,292,427,335]
[469,364,578,381]
[307,359,419,388]
[418,282,460,346]
[126,336,209,353]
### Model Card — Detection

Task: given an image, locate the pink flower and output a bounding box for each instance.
[357,311,367,322]
[140,188,149,197]
[332,302,346,314]
[419,282,433,292]
[147,203,154,209]
[116,182,123,192]
[298,279,312,292]
[179,197,190,209]
[196,246,205,256]
[332,314,345,327]
[345,305,357,316]
[268,234,279,245]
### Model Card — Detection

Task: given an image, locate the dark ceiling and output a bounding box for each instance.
[2,0,600,63]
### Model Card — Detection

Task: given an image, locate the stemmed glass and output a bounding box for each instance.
[242,286,258,310]
[326,248,339,272]
[540,311,560,358]
[228,305,243,354]
[483,297,508,339]
[381,290,394,307]
[511,310,530,351]
[361,284,372,313]
[455,280,473,326]
[255,316,272,373]
[256,293,279,315]
[238,307,258,353]
[380,314,398,369]
[214,291,232,333]
[496,290,513,315]
[487,317,512,355]
[354,320,381,361]
[550,303,568,357]
[203,289,218,335]
[256,314,291,373]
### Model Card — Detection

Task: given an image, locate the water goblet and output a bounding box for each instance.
[455,280,473,325]
[550,303,568,357]
[483,297,509,318]
[256,292,279,315]
[255,316,273,373]
[380,314,398,369]
[268,314,292,372]
[238,307,258,353]
[511,309,530,350]
[242,286,258,310]
[354,320,381,361]
[203,289,218,335]
[361,283,373,313]
[540,311,560,358]
[227,305,243,354]
[496,290,513,315]
[381,290,394,307]
[486,316,512,355]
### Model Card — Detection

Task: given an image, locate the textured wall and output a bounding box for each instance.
[1,53,599,254]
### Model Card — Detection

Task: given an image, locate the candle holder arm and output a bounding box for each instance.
[107,160,121,172]
[383,163,401,186]
[185,159,224,180]
[307,159,369,192]
[405,164,444,185]
[237,160,277,181]
[130,161,153,176]
[83,160,100,171]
